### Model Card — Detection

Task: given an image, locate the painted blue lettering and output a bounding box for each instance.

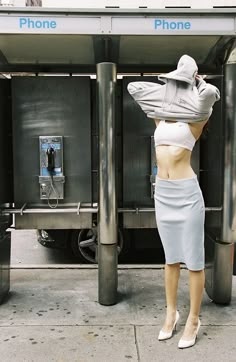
[50,21,56,29]
[170,22,177,30]
[35,20,43,28]
[162,19,169,29]
[154,19,191,31]
[19,18,27,28]
[154,19,162,29]
[185,22,191,29]
[28,18,35,28]
[19,17,57,30]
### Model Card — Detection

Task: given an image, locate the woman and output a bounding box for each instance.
[127,55,220,349]
[154,117,207,349]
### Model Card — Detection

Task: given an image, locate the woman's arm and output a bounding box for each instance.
[127,81,163,119]
[189,119,208,140]
[195,75,220,111]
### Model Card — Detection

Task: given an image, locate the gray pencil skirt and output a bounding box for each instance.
[154,175,205,271]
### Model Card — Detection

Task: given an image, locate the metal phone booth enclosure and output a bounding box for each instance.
[0,7,235,305]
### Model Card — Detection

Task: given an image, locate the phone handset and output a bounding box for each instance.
[46,147,55,173]
[46,146,59,208]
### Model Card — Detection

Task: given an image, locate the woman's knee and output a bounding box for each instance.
[166,263,181,268]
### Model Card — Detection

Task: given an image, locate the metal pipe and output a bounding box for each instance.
[222,64,236,244]
[1,207,98,214]
[1,206,222,215]
[97,62,117,305]
[205,64,234,305]
[98,244,117,306]
[212,241,234,304]
[118,207,222,213]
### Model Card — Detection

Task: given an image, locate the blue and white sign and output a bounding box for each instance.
[0,14,235,35]
[112,17,235,35]
[0,15,101,34]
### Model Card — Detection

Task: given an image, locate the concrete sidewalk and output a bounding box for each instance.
[0,267,235,362]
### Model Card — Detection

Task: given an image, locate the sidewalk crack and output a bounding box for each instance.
[134,325,141,362]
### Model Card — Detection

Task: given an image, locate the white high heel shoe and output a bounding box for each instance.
[158,311,180,341]
[178,319,201,349]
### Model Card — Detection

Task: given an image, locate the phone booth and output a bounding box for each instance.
[0,6,235,305]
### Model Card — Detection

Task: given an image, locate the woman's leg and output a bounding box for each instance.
[181,269,205,339]
[161,263,180,332]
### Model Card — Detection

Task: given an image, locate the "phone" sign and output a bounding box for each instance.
[154,19,191,30]
[19,17,57,29]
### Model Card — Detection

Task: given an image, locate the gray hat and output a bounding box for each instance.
[158,54,198,85]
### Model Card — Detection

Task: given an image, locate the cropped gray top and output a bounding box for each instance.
[127,55,220,123]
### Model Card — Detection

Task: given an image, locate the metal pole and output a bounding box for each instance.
[222,64,236,245]
[97,62,117,306]
[207,63,235,304]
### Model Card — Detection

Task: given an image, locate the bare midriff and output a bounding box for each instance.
[155,145,195,180]
[154,118,208,180]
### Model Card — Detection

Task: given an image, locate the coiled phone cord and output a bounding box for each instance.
[47,173,59,209]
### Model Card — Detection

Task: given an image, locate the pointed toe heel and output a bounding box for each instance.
[178,319,201,349]
[158,311,180,341]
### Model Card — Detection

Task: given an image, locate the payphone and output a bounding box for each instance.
[38,136,65,206]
